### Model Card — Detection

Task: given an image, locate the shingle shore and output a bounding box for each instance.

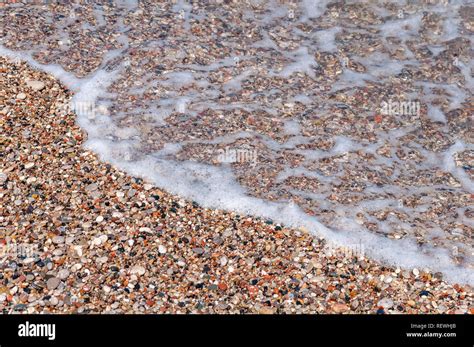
[0,57,472,314]
[1,1,472,264]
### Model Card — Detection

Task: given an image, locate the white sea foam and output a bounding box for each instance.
[301,0,331,20]
[314,27,341,52]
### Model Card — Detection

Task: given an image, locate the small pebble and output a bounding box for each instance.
[52,236,65,244]
[26,80,45,91]
[46,277,60,291]
[158,245,167,254]
[57,269,70,279]
[220,256,228,266]
[192,247,204,255]
[85,183,98,191]
[332,303,349,313]
[377,298,394,309]
[130,265,146,276]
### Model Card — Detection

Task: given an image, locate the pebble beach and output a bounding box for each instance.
[0,1,473,314]
[1,58,473,314]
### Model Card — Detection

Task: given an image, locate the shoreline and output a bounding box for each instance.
[1,57,472,314]
[0,42,471,287]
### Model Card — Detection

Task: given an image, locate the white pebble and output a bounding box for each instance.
[57,269,70,279]
[220,256,228,266]
[26,80,45,91]
[158,245,167,254]
[92,237,103,246]
[96,256,108,264]
[73,245,83,257]
[23,257,35,264]
[0,173,7,184]
[130,265,146,276]
[71,263,82,272]
[52,236,65,244]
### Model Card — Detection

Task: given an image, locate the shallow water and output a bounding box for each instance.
[1,0,473,284]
